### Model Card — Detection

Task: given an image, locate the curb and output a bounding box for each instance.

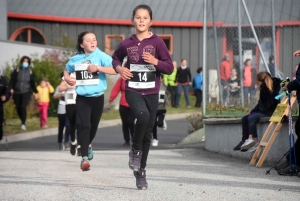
[0,112,191,144]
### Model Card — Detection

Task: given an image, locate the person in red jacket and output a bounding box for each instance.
[219,54,231,104]
[109,76,135,146]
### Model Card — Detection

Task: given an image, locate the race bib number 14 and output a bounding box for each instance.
[129,64,156,89]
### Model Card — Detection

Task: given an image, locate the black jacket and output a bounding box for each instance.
[9,67,38,94]
[0,76,11,105]
[251,77,281,116]
[175,67,192,83]
[287,63,300,103]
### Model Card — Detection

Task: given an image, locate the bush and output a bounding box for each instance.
[186,113,203,134]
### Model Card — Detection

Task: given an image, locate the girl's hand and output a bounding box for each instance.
[142,52,158,65]
[88,64,98,73]
[34,94,38,100]
[10,89,14,95]
[117,66,133,80]
[1,95,6,102]
[293,50,300,57]
[65,75,76,86]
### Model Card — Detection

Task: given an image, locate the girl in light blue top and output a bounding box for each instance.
[64,31,116,171]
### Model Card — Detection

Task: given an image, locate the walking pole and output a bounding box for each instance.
[287,92,298,175]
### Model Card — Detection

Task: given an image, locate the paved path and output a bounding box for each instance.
[0,119,300,201]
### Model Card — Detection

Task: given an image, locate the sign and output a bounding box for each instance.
[269,104,288,122]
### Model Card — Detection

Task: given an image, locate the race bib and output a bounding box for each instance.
[75,64,99,85]
[65,88,76,105]
[128,64,156,89]
[159,90,165,103]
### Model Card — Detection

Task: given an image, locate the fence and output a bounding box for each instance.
[203,0,300,116]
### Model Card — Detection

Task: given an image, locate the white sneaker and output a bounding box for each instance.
[21,124,26,130]
[152,139,159,146]
[162,120,167,131]
[247,142,259,152]
[241,139,256,151]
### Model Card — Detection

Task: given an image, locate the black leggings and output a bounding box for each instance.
[57,114,70,143]
[125,90,158,169]
[119,105,135,143]
[152,109,166,140]
[66,104,80,145]
[13,91,32,124]
[76,95,104,157]
[0,105,3,141]
[194,89,202,108]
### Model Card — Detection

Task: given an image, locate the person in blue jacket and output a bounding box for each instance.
[64,31,116,171]
[193,67,203,108]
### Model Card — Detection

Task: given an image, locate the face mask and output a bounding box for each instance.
[22,62,29,68]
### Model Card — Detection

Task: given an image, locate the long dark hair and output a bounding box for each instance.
[75,31,96,54]
[131,4,153,21]
[257,71,273,93]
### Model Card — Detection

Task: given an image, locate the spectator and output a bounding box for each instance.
[152,74,168,147]
[164,61,177,108]
[9,56,38,130]
[276,51,300,176]
[268,55,275,77]
[243,59,257,107]
[228,68,241,106]
[53,84,70,150]
[292,64,298,80]
[193,67,203,108]
[36,78,54,128]
[233,72,281,152]
[220,54,231,104]
[0,75,10,141]
[175,59,192,108]
[109,76,135,147]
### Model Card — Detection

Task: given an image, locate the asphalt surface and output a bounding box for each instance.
[1,118,300,201]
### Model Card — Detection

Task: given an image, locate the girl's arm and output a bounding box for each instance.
[97,66,117,75]
[58,80,68,92]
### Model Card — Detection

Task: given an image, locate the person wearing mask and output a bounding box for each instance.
[175,59,192,108]
[9,56,38,130]
[0,75,10,141]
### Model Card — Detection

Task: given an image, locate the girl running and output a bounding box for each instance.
[112,4,173,190]
[64,31,116,171]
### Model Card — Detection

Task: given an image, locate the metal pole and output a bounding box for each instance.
[202,0,207,115]
[271,0,277,77]
[241,0,270,74]
[238,0,244,106]
[212,0,222,105]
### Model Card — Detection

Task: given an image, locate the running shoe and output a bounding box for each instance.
[233,141,244,151]
[80,156,90,171]
[134,169,148,190]
[162,120,167,131]
[70,140,77,156]
[247,142,259,152]
[88,146,94,160]
[59,143,64,151]
[123,141,130,147]
[21,124,26,130]
[152,139,159,146]
[129,148,143,171]
[240,139,256,151]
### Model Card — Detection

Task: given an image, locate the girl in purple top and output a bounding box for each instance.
[112,4,173,190]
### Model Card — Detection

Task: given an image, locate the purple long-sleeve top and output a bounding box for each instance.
[112,34,173,95]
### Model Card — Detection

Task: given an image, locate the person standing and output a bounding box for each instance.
[9,56,38,130]
[36,78,54,128]
[268,55,275,77]
[175,59,192,108]
[112,4,173,190]
[53,84,70,150]
[0,75,10,141]
[64,31,116,171]
[228,68,241,106]
[193,67,203,108]
[152,74,168,147]
[243,59,257,107]
[109,76,135,147]
[163,61,177,107]
[219,54,231,105]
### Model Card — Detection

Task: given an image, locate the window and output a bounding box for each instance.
[105,35,125,55]
[10,26,47,44]
[157,34,173,54]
